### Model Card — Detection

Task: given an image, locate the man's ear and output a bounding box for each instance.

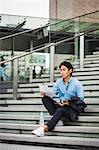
[69,68,72,74]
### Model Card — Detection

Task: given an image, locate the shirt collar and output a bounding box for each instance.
[62,76,72,85]
[69,77,72,83]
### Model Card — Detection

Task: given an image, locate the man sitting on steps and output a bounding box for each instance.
[31,61,85,137]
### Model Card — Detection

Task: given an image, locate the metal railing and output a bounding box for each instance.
[0,32,84,65]
[0,32,85,99]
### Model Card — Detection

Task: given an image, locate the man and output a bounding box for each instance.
[32,61,84,136]
[0,56,5,81]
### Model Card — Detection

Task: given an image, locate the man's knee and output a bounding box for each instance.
[42,96,48,104]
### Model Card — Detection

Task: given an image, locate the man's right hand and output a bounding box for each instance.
[56,100,70,106]
[40,91,45,97]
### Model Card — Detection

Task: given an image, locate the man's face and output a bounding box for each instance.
[59,65,72,79]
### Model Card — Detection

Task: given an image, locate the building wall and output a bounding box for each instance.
[49,0,99,20]
[49,0,73,19]
[73,0,99,18]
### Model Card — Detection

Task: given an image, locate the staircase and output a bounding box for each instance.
[0,52,99,150]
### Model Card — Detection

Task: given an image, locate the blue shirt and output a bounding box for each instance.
[53,77,84,101]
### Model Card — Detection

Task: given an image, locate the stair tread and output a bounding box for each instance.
[0,133,99,147]
[0,123,99,133]
[0,143,76,150]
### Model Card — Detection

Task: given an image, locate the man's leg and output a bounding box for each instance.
[42,96,58,115]
[46,106,70,131]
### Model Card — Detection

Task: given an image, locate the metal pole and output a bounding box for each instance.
[74,17,80,62]
[13,58,19,100]
[74,33,79,62]
[80,33,84,68]
[30,40,34,82]
[50,43,55,83]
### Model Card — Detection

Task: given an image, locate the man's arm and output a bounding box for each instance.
[76,81,84,101]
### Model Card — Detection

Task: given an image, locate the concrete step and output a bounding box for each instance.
[82,80,99,85]
[18,75,99,84]
[0,98,99,105]
[0,123,99,138]
[84,57,99,61]
[73,59,99,64]
[0,105,46,112]
[19,79,99,86]
[75,67,99,72]
[84,63,99,68]
[0,98,42,105]
[18,80,99,88]
[73,60,99,66]
[28,78,50,83]
[85,98,99,104]
[84,91,99,97]
[0,143,75,150]
[16,91,99,98]
[74,71,99,76]
[0,102,99,111]
[0,104,99,117]
[7,85,99,93]
[0,133,99,149]
[19,83,39,88]
[0,90,99,99]
[0,114,99,123]
[0,94,13,99]
[56,75,99,81]
[65,71,99,76]
[7,88,36,93]
[74,63,99,68]
[0,123,99,134]
[85,54,99,58]
[93,51,99,55]
[42,71,99,78]
[54,67,99,74]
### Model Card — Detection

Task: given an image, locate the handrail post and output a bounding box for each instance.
[13,58,19,100]
[50,43,55,83]
[74,17,80,62]
[74,33,79,62]
[80,33,84,68]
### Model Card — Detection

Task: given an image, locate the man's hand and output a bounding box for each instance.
[40,91,45,97]
[57,100,70,106]
[63,100,70,106]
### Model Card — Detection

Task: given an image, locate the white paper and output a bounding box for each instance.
[38,84,55,97]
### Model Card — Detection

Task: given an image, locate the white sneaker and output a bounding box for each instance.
[31,126,45,137]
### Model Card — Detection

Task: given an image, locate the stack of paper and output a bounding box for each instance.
[38,84,55,98]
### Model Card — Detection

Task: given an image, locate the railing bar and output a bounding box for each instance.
[0,44,51,64]
[0,29,33,41]
[54,33,84,46]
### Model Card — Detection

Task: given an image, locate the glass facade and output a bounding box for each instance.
[0,11,99,86]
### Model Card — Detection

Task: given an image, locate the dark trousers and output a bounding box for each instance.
[42,96,70,131]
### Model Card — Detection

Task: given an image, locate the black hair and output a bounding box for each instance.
[59,61,73,76]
